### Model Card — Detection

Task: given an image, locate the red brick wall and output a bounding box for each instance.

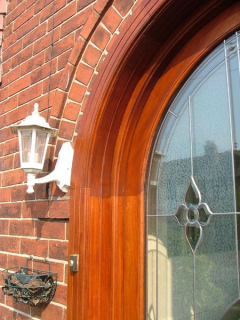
[0,0,137,318]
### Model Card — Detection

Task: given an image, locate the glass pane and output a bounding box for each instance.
[191,61,235,213]
[147,216,194,320]
[21,130,32,162]
[195,215,239,320]
[147,33,240,320]
[35,130,48,164]
[156,102,191,216]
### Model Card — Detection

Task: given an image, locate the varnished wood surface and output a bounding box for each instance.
[67,1,240,319]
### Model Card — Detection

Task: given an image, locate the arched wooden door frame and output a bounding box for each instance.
[67,1,240,319]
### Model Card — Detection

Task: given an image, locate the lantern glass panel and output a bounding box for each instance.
[21,130,33,163]
[35,130,48,164]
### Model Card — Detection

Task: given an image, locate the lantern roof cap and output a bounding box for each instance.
[11,103,57,136]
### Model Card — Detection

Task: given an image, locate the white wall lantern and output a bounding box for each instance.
[11,103,74,194]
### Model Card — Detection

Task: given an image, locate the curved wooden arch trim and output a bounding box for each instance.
[67,1,240,319]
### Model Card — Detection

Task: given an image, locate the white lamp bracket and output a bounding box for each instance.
[26,142,74,193]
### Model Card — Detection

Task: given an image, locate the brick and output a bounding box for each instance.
[33,33,52,54]
[2,58,12,74]
[58,120,75,140]
[49,200,70,219]
[13,6,34,31]
[14,152,21,168]
[32,92,54,111]
[34,180,48,199]
[49,261,64,282]
[0,16,3,30]
[76,63,94,85]
[11,185,33,201]
[34,0,52,14]
[4,22,12,38]
[0,253,7,269]
[0,219,9,234]
[31,303,64,320]
[80,10,99,40]
[5,1,25,26]
[0,128,13,144]
[7,254,26,268]
[0,95,17,115]
[12,45,33,69]
[114,0,134,16]
[9,220,34,236]
[3,39,22,61]
[53,25,61,42]
[68,36,86,66]
[53,33,75,58]
[54,2,75,28]
[94,0,110,14]
[6,104,29,126]
[43,70,63,92]
[63,102,81,121]
[35,220,65,239]
[0,236,19,253]
[50,177,67,197]
[0,306,15,319]
[0,154,14,170]
[23,22,47,47]
[64,263,68,284]
[82,43,102,67]
[26,0,35,8]
[0,143,3,157]
[52,283,67,305]
[58,63,75,91]
[21,51,45,76]
[58,50,71,70]
[3,138,19,156]
[16,313,33,320]
[30,62,50,84]
[3,30,17,49]
[77,0,95,11]
[20,238,48,256]
[61,7,91,38]
[0,114,6,128]
[16,15,39,40]
[7,0,22,14]
[5,66,21,84]
[22,201,49,218]
[49,240,68,260]
[92,24,111,50]
[69,82,86,103]
[50,89,67,118]
[102,6,122,33]
[54,0,66,13]
[0,88,8,102]
[2,169,24,186]
[19,82,42,105]
[8,74,30,97]
[39,2,53,24]
[0,187,11,202]
[7,298,30,319]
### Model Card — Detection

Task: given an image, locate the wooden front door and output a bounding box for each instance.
[67,1,240,319]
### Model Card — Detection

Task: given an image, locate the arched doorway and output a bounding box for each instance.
[67,1,240,319]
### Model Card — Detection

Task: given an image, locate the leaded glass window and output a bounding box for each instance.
[146,32,240,320]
